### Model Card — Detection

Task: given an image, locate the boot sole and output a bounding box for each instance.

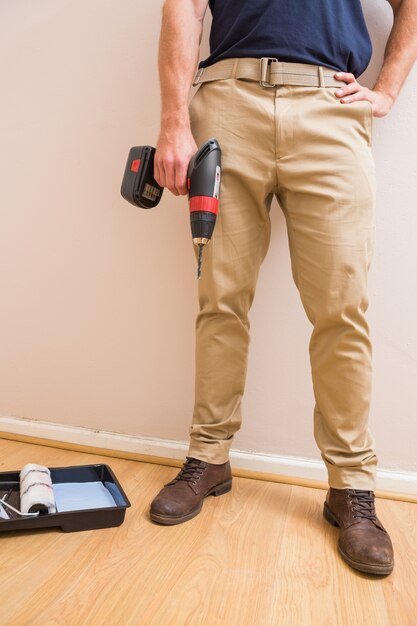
[323,502,394,575]
[150,478,233,526]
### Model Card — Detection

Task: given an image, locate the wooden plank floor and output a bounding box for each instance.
[0,438,416,626]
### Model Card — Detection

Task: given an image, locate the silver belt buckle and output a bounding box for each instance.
[260,57,278,87]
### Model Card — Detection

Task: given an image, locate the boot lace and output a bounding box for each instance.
[166,457,206,486]
[348,489,377,521]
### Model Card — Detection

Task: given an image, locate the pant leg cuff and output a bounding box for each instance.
[187,438,232,464]
[326,464,377,491]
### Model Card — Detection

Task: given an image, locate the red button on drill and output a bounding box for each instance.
[131,159,141,173]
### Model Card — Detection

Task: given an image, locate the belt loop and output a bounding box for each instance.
[192,67,203,87]
[318,66,325,88]
[231,58,239,79]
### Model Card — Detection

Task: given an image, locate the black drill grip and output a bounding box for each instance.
[187,139,221,242]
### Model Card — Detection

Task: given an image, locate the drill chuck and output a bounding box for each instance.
[192,237,210,245]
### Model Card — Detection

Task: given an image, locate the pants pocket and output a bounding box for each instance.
[323,87,373,148]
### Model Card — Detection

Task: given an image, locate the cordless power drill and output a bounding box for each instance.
[120,139,222,279]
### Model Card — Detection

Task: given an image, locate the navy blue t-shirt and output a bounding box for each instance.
[199,0,374,77]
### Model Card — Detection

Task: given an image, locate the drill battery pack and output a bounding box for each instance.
[120,146,164,209]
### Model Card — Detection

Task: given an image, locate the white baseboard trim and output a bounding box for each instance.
[1,415,416,497]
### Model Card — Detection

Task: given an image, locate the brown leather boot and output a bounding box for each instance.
[149,456,232,525]
[323,488,394,575]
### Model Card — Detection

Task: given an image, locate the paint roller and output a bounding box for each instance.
[0,464,57,518]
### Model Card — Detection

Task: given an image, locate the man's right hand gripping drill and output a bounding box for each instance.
[154,127,197,197]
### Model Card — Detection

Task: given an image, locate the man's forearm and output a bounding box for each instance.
[158,0,204,129]
[154,1,206,195]
[373,0,417,101]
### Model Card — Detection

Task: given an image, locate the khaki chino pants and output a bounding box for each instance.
[187,62,377,490]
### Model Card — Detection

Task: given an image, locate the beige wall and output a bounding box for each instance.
[1,1,416,473]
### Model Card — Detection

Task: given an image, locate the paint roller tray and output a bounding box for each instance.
[0,464,131,533]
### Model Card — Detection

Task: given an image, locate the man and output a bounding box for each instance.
[150,0,417,576]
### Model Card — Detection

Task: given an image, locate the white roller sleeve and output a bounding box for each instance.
[19,463,57,514]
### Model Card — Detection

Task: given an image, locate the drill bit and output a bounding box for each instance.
[197,244,203,280]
